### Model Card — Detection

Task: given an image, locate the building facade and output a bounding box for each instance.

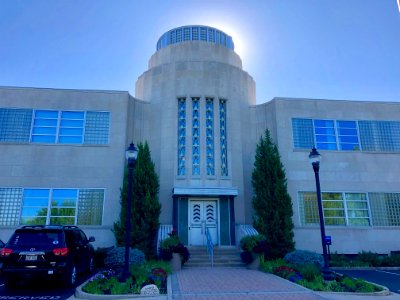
[0,25,399,254]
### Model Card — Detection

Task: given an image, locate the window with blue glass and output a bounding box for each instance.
[59,111,84,144]
[337,120,360,151]
[313,119,337,150]
[177,98,186,176]
[17,188,104,226]
[0,108,32,142]
[192,97,201,176]
[220,99,228,176]
[31,110,58,143]
[206,98,215,176]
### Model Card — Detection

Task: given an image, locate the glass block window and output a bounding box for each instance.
[0,188,23,226]
[299,191,370,226]
[292,118,314,149]
[78,189,104,225]
[192,27,199,40]
[31,110,58,143]
[200,27,207,41]
[84,111,110,144]
[219,99,228,176]
[50,189,77,225]
[206,98,215,176]
[177,98,186,176]
[298,192,319,225]
[208,28,215,42]
[337,121,360,151]
[0,108,32,142]
[21,189,50,225]
[359,121,400,152]
[369,193,400,226]
[59,111,84,144]
[192,97,200,176]
[176,28,182,42]
[183,27,191,41]
[314,120,337,150]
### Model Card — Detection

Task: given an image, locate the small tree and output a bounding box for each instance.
[113,142,161,259]
[252,129,295,259]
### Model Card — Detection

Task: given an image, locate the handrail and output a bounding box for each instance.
[205,227,214,267]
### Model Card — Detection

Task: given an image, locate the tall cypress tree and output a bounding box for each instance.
[252,129,295,259]
[114,142,161,259]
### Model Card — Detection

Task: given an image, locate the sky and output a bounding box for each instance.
[0,0,399,104]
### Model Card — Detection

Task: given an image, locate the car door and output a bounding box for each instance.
[75,230,91,272]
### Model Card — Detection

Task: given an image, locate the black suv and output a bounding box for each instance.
[0,225,95,287]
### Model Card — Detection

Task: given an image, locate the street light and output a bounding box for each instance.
[309,147,334,281]
[123,142,138,281]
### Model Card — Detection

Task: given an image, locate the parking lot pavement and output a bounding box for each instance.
[333,269,400,294]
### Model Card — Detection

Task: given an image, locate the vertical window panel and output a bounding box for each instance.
[369,193,400,226]
[59,111,84,144]
[177,98,186,176]
[192,97,200,176]
[314,120,337,150]
[31,110,58,143]
[21,189,50,225]
[78,189,104,225]
[359,121,400,152]
[292,118,314,149]
[219,99,228,176]
[84,111,110,145]
[206,98,215,176]
[337,121,360,151]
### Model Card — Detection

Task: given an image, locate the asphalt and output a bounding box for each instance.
[70,267,400,300]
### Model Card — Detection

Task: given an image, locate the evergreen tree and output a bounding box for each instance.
[252,129,295,259]
[113,142,161,259]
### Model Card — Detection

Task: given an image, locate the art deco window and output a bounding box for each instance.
[192,97,201,176]
[219,99,228,176]
[0,108,32,142]
[16,188,104,226]
[177,98,186,176]
[299,191,370,226]
[206,98,215,176]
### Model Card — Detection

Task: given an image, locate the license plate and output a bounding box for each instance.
[25,255,37,261]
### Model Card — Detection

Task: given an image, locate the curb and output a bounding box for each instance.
[73,275,172,300]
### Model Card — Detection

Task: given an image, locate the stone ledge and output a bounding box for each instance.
[73,275,172,300]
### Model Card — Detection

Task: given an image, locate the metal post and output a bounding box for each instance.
[312,161,334,281]
[123,163,134,280]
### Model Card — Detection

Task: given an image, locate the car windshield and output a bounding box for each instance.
[9,230,63,247]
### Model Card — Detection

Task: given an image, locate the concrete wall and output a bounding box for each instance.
[0,87,131,248]
[135,41,256,225]
[264,97,400,254]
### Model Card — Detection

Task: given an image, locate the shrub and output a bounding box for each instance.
[284,250,323,267]
[294,263,320,282]
[93,246,114,268]
[260,258,286,273]
[104,247,146,269]
[158,230,190,265]
[381,254,400,267]
[356,251,381,267]
[240,234,266,252]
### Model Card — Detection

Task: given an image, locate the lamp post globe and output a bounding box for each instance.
[309,147,334,281]
[123,143,138,280]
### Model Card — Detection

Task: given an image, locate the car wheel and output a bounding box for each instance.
[64,264,77,287]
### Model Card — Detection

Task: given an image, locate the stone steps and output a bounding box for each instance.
[184,246,245,268]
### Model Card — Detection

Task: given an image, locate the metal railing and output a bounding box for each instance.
[205,227,214,267]
[156,224,173,255]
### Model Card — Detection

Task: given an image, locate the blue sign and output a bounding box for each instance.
[325,236,332,245]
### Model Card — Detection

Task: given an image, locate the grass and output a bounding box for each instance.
[261,259,383,293]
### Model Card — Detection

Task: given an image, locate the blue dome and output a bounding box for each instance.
[156,25,234,51]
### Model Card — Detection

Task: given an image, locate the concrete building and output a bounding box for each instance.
[0,25,399,254]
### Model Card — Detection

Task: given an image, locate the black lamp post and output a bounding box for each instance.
[309,147,334,281]
[123,142,138,281]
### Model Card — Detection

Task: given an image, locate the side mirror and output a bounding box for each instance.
[88,236,95,243]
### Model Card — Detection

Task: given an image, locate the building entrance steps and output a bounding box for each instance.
[171,267,325,299]
[185,246,245,268]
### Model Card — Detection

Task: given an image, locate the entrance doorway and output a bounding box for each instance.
[188,199,218,246]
